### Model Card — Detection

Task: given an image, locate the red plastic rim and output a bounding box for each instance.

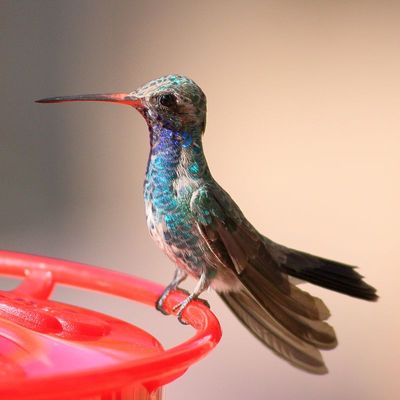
[0,250,222,399]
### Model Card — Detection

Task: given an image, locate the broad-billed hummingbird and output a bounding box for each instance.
[37,75,377,374]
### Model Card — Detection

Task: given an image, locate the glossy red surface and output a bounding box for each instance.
[0,250,221,400]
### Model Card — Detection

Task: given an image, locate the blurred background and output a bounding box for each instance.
[1,1,399,399]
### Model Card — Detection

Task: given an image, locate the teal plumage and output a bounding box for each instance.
[37,74,378,374]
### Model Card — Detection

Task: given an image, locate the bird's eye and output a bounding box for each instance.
[159,93,177,108]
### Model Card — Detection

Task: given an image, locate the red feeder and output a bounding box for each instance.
[0,250,221,399]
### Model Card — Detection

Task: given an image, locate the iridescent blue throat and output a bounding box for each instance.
[144,125,210,222]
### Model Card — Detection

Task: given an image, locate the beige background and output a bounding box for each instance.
[1,1,399,399]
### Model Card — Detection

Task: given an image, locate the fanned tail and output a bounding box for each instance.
[273,246,378,301]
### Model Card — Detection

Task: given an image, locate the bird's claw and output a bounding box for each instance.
[172,296,211,325]
[156,287,210,325]
[177,311,190,325]
[172,296,210,312]
[172,299,191,325]
[155,288,191,316]
[155,297,170,315]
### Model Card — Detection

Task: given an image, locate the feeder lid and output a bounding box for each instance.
[0,251,221,400]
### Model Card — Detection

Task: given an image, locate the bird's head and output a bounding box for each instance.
[37,75,207,134]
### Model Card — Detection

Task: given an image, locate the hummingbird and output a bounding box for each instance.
[37,74,377,374]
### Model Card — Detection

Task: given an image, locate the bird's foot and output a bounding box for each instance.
[155,295,170,316]
[172,296,210,325]
[155,288,190,316]
[173,301,190,325]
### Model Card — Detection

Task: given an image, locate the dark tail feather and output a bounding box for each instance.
[239,266,337,350]
[277,247,378,301]
[219,289,330,374]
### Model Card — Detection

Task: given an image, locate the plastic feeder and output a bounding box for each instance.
[0,250,221,399]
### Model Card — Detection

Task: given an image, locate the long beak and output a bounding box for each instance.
[36,92,142,108]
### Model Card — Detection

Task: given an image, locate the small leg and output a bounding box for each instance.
[172,270,211,324]
[156,268,188,315]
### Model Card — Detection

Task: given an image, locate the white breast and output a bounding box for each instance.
[145,200,165,249]
[144,199,185,267]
